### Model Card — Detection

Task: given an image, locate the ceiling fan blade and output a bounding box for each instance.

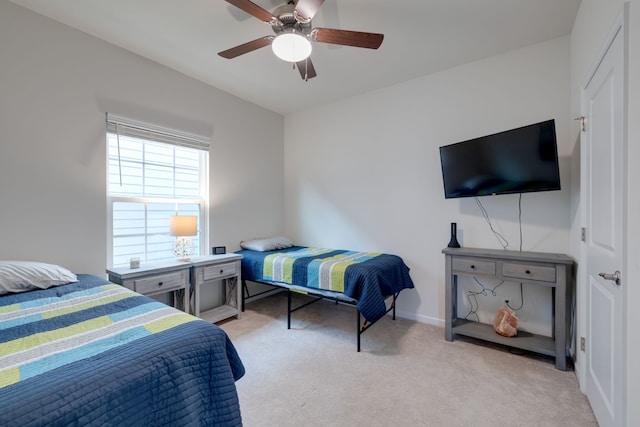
[225,0,275,23]
[295,58,317,81]
[311,28,384,49]
[218,36,274,59]
[295,0,324,21]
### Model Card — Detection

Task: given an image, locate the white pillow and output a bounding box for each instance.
[240,236,295,252]
[0,261,78,295]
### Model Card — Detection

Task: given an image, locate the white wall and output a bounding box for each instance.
[284,37,572,333]
[571,0,639,423]
[0,1,284,276]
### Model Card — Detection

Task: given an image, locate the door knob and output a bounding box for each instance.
[598,271,621,286]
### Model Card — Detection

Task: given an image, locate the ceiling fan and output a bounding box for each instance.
[219,0,384,81]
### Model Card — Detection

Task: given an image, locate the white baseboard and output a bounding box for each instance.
[393,309,444,328]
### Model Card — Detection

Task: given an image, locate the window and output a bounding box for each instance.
[106,114,209,267]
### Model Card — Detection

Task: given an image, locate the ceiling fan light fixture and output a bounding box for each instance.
[271,31,312,62]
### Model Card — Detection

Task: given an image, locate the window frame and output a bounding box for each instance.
[106,114,210,268]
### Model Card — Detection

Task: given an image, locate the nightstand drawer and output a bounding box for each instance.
[203,262,238,281]
[451,258,496,275]
[134,271,185,294]
[502,263,556,282]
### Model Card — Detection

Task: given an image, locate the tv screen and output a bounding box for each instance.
[439,119,561,199]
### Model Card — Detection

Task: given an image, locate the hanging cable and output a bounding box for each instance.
[511,194,525,310]
[464,277,505,321]
[518,193,523,251]
[506,282,525,311]
[106,113,123,186]
[470,194,526,316]
[475,197,509,249]
[115,123,123,187]
[304,57,309,81]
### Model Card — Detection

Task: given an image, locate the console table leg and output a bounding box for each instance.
[445,256,454,341]
[554,265,567,370]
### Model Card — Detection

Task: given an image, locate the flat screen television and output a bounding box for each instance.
[439,119,561,199]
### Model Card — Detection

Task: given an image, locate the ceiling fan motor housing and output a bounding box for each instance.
[271,2,312,37]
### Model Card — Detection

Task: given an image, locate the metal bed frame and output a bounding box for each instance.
[241,279,399,351]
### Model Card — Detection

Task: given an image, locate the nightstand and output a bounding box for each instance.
[190,254,242,323]
[106,261,191,312]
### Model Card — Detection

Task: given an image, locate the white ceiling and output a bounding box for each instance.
[11,0,581,115]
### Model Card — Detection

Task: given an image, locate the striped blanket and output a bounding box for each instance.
[0,283,194,389]
[0,274,245,426]
[239,246,415,322]
[264,247,382,292]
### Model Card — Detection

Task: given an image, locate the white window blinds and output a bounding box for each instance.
[106,114,210,151]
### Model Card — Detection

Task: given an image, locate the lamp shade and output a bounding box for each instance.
[169,215,197,237]
[271,32,312,62]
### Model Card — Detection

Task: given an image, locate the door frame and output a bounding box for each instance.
[577,4,628,425]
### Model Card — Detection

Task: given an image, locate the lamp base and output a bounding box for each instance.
[172,237,195,261]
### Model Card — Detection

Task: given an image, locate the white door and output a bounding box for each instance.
[582,13,625,427]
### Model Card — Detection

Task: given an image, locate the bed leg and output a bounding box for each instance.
[392,293,397,320]
[357,310,361,352]
[241,280,247,312]
[287,290,292,329]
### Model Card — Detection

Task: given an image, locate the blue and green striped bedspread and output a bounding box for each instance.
[0,274,245,427]
[238,246,414,322]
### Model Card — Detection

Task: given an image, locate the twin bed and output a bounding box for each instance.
[237,240,415,351]
[0,265,244,426]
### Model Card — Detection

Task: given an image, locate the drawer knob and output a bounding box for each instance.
[220,269,224,274]
[158,281,164,286]
[525,270,531,275]
[470,265,475,269]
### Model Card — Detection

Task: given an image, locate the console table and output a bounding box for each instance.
[442,247,573,370]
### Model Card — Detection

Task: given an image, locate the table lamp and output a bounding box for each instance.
[169,215,197,261]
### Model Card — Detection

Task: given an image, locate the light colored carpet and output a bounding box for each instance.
[219,293,598,427]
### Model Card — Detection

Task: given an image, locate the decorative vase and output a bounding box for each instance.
[448,222,461,248]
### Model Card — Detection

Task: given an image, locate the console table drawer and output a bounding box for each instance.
[135,271,185,294]
[502,263,556,282]
[203,262,238,281]
[451,258,496,275]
